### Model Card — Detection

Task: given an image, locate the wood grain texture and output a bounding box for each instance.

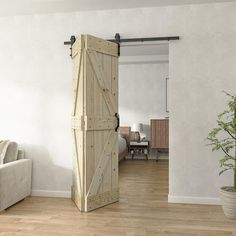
[85,35,118,57]
[71,35,119,212]
[71,38,85,211]
[1,160,236,236]
[150,119,169,149]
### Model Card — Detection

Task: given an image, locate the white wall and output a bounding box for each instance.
[0,2,235,201]
[119,62,169,139]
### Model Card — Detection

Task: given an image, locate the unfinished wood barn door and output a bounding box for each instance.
[71,35,119,212]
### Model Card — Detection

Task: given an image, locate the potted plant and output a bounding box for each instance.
[207,91,236,219]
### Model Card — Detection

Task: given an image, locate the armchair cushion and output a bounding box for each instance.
[4,142,18,164]
[0,159,32,212]
[0,140,10,165]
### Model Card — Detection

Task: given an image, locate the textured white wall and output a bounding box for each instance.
[0,2,235,200]
[119,63,169,139]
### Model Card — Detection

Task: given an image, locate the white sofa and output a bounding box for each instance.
[0,142,32,212]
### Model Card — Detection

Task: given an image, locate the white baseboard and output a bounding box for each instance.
[31,190,71,198]
[125,154,168,160]
[168,195,221,205]
[32,191,220,205]
[157,156,169,160]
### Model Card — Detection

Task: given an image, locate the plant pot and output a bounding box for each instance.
[220,186,236,220]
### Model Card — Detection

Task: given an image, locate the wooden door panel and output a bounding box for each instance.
[71,35,119,212]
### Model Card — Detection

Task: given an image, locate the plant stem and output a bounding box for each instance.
[234,97,236,191]
[234,166,236,191]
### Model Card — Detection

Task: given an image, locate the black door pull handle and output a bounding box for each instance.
[115,113,120,132]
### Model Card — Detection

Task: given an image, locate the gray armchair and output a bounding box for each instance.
[0,142,32,212]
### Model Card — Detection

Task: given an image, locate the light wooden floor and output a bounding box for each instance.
[1,160,236,236]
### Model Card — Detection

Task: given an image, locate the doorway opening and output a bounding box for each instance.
[118,41,170,203]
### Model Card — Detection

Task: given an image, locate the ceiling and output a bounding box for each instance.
[0,0,235,16]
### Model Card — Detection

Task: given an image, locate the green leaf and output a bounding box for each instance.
[206,91,236,179]
[219,168,230,176]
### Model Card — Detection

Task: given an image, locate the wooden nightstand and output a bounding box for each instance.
[150,119,169,161]
[129,140,150,160]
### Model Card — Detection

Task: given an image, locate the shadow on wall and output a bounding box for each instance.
[22,144,72,196]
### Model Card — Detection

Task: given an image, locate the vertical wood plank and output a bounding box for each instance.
[84,49,95,194]
[72,36,85,212]
[102,53,112,193]
[111,56,118,190]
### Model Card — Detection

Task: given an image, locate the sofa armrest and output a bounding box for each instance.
[0,159,32,211]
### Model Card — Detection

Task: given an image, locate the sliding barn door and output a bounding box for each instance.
[71,35,119,212]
